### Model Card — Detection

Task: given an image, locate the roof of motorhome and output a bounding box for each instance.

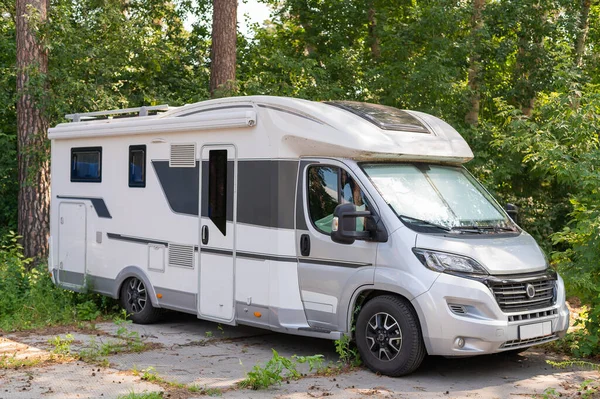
[48,95,474,163]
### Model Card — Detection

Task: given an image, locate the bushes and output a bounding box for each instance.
[0,232,118,331]
[464,90,600,357]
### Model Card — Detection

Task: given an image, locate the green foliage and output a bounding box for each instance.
[117,391,163,399]
[49,333,74,355]
[292,354,325,373]
[465,90,600,356]
[239,349,302,390]
[0,232,118,331]
[334,335,361,367]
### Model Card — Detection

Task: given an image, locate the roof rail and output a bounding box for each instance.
[65,104,171,122]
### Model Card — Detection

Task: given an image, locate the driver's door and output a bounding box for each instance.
[296,160,378,331]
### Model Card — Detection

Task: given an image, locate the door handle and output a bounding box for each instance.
[201,225,209,245]
[300,234,310,257]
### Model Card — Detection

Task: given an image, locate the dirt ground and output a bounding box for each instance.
[0,313,598,399]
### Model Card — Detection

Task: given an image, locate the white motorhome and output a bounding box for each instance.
[48,96,569,376]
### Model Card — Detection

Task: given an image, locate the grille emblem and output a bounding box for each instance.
[525,284,536,299]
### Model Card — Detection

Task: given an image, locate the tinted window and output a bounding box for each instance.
[208,150,227,236]
[71,147,102,182]
[129,145,146,187]
[308,166,369,234]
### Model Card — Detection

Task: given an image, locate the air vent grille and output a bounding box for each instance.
[500,333,558,349]
[168,243,195,269]
[169,143,196,167]
[449,304,467,315]
[508,308,557,322]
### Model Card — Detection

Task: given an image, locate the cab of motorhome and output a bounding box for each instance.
[48,96,569,376]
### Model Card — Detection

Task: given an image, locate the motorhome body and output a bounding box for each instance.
[48,96,569,376]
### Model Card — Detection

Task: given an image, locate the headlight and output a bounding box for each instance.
[412,248,488,275]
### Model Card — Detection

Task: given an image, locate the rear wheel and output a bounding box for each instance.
[355,295,426,376]
[120,277,162,324]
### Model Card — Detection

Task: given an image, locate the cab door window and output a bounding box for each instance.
[308,165,369,234]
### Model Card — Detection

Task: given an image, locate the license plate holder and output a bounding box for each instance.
[519,321,552,340]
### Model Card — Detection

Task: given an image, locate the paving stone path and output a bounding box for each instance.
[1,314,598,398]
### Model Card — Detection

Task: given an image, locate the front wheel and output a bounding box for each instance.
[120,277,162,324]
[355,295,426,376]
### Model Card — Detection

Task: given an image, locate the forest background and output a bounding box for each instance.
[0,0,599,358]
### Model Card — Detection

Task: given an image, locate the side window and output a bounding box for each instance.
[208,149,227,236]
[71,147,102,182]
[308,166,339,234]
[129,145,146,187]
[308,165,370,235]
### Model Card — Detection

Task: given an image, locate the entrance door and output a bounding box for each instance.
[57,201,87,289]
[198,145,237,322]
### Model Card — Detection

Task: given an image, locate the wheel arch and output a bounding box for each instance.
[113,266,160,307]
[347,286,431,355]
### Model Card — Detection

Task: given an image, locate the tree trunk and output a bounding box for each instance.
[368,4,380,60]
[465,0,485,126]
[575,0,591,68]
[16,0,50,261]
[210,0,237,98]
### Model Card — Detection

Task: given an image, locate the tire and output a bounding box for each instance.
[355,295,426,376]
[120,277,162,324]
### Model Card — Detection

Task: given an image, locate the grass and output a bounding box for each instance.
[133,366,223,396]
[117,391,164,399]
[0,354,45,369]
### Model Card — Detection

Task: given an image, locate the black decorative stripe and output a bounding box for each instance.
[177,105,254,118]
[106,233,168,246]
[299,257,371,268]
[201,247,297,263]
[106,232,369,268]
[56,196,112,218]
[258,104,324,124]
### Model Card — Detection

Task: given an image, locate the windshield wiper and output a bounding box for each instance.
[398,215,452,232]
[452,225,517,233]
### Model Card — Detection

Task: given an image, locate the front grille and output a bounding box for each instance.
[490,278,556,312]
[500,333,558,349]
[508,308,557,322]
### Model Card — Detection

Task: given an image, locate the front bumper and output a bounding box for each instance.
[412,272,569,356]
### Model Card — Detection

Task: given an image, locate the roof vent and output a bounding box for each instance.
[169,143,196,167]
[168,243,195,269]
[325,101,430,133]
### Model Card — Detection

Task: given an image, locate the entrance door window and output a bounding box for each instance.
[307,165,369,234]
[208,149,228,235]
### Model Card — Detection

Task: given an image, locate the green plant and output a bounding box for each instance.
[49,334,74,355]
[0,354,43,369]
[76,300,101,321]
[546,359,600,371]
[114,311,145,352]
[542,387,559,399]
[334,335,361,367]
[292,354,325,373]
[204,387,223,397]
[0,232,118,332]
[117,391,163,399]
[205,331,213,338]
[239,349,300,390]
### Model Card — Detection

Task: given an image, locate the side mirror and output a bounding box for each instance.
[331,203,388,245]
[505,203,519,224]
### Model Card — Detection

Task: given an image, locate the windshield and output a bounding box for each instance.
[362,164,515,232]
